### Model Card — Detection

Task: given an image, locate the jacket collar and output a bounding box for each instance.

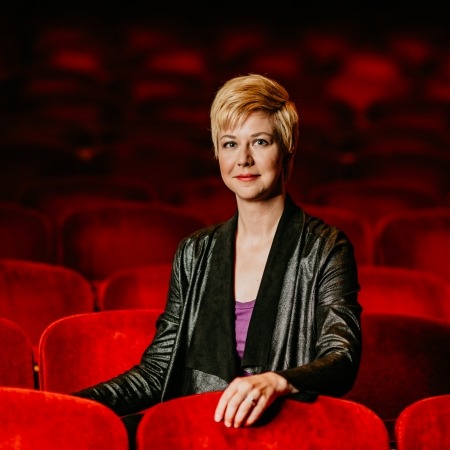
[186,195,302,382]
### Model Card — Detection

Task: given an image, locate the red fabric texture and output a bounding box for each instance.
[58,203,206,281]
[136,391,391,449]
[0,259,95,360]
[0,318,35,388]
[96,263,172,311]
[39,309,161,393]
[344,313,450,439]
[375,207,450,281]
[0,387,128,449]
[395,394,450,450]
[358,265,450,320]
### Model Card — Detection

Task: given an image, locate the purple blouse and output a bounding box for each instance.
[235,299,256,360]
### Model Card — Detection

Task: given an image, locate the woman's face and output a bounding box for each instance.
[217,111,285,202]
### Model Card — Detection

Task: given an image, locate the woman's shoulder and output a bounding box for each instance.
[177,218,233,251]
[299,205,351,246]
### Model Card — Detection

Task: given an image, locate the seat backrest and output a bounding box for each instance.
[0,259,95,360]
[0,317,35,388]
[0,387,129,450]
[358,265,450,321]
[344,313,450,441]
[96,263,172,311]
[39,309,162,394]
[0,202,54,263]
[136,391,390,450]
[374,207,450,281]
[58,203,206,281]
[395,394,450,450]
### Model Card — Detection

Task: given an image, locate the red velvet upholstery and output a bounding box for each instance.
[0,202,54,263]
[0,318,35,388]
[395,394,450,450]
[58,203,206,282]
[300,203,375,265]
[39,309,161,393]
[374,207,450,282]
[96,263,172,311]
[344,313,450,442]
[358,265,450,320]
[0,259,95,361]
[305,178,439,226]
[0,387,128,449]
[136,391,391,449]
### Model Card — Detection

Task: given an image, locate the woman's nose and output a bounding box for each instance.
[237,146,254,167]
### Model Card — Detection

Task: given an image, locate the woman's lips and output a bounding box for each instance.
[236,174,259,181]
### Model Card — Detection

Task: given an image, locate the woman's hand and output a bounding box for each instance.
[214,372,298,428]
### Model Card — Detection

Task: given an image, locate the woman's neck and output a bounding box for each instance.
[236,194,285,243]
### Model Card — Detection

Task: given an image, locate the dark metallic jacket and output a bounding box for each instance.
[73,195,362,416]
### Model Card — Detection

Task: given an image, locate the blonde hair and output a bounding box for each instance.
[210,74,299,177]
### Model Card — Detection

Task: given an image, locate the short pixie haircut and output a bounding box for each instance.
[210,74,299,169]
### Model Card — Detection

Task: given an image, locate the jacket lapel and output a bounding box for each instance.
[243,195,301,368]
[185,213,240,382]
[186,196,302,381]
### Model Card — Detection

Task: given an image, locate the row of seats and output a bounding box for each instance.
[2,257,449,364]
[2,198,449,279]
[2,386,448,449]
[1,310,450,446]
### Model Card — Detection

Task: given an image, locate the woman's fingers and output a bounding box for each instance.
[214,381,263,427]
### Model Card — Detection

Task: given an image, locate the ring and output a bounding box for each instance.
[246,396,257,406]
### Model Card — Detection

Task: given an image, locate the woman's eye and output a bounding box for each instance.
[254,139,268,146]
[223,141,237,149]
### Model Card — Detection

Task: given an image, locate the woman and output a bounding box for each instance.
[73,74,362,431]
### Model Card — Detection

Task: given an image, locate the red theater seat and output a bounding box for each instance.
[58,203,206,282]
[344,313,450,443]
[39,309,161,394]
[358,265,450,321]
[0,259,95,362]
[136,391,390,450]
[0,387,128,450]
[96,263,172,311]
[0,318,35,388]
[395,394,450,450]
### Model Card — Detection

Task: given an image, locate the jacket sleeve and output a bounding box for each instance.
[276,229,362,397]
[72,254,184,416]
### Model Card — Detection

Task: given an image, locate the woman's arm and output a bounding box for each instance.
[72,255,185,416]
